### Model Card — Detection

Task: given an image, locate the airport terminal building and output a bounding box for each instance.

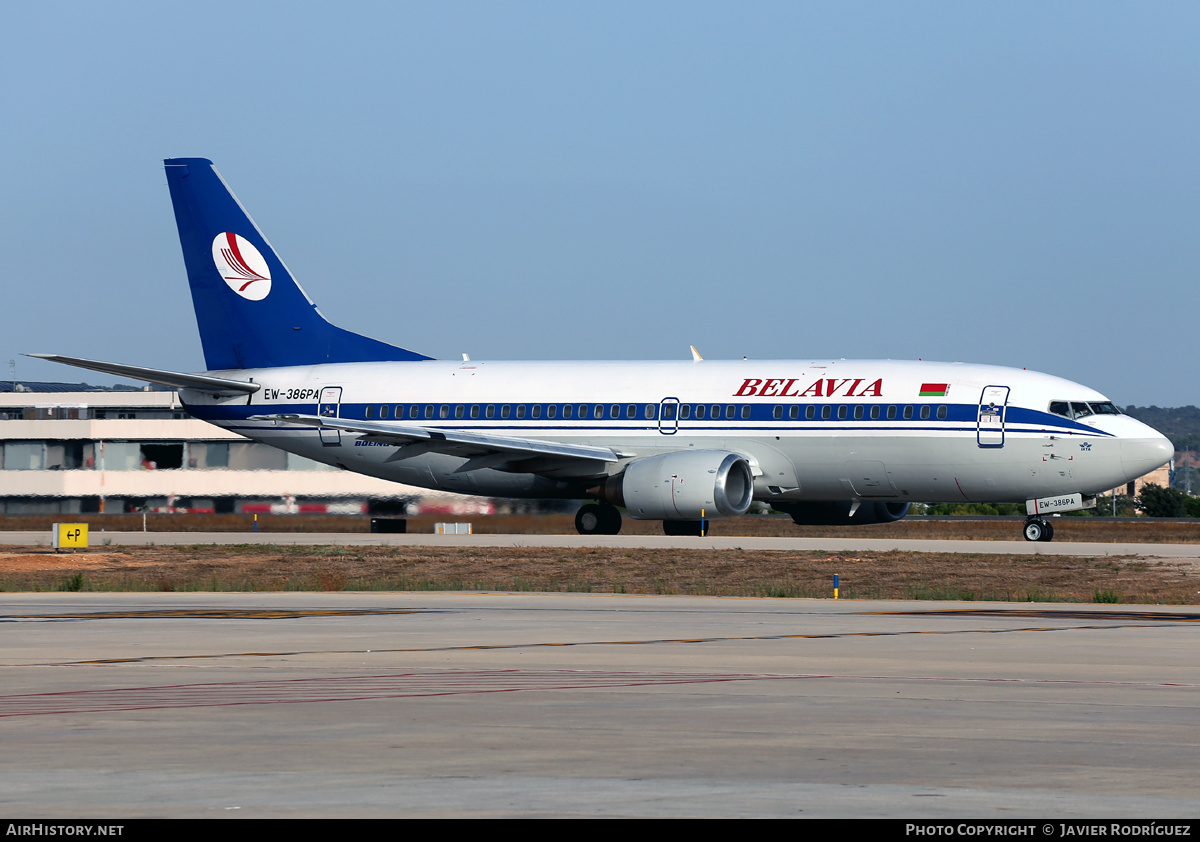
[0,382,483,515]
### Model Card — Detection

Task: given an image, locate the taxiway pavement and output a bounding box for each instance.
[2,591,1197,817]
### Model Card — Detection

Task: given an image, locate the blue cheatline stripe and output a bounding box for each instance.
[224,426,1105,438]
[186,400,1113,437]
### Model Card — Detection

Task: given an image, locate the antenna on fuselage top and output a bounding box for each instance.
[690,346,703,362]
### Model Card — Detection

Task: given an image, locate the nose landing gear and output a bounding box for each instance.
[1023,516,1055,542]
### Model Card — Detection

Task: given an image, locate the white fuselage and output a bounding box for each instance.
[180,357,1172,511]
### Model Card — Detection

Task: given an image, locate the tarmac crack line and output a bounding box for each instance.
[0,667,1195,718]
[4,619,1186,667]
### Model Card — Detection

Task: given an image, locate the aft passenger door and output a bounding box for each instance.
[977,386,1010,448]
[318,386,343,446]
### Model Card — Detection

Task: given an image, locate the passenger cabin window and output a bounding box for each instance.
[789,405,799,420]
[679,405,691,420]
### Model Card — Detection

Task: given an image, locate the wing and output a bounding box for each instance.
[249,413,627,479]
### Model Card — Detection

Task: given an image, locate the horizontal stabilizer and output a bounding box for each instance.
[27,354,260,397]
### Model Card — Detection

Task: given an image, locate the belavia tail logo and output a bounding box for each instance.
[212,232,272,300]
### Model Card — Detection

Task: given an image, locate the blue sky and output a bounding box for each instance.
[2,1,1196,405]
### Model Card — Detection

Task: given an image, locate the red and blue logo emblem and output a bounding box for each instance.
[212,232,272,300]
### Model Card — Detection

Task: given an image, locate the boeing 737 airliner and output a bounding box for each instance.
[33,158,1173,541]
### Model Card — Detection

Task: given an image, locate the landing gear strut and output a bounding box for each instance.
[575,502,622,535]
[1023,516,1055,542]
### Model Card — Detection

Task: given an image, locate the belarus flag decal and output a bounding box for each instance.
[919,383,949,397]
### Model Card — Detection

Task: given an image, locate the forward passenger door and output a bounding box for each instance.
[977,385,1010,448]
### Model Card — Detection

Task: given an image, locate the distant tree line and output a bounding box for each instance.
[1135,484,1200,518]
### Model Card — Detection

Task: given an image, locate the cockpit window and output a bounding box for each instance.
[1049,400,1122,420]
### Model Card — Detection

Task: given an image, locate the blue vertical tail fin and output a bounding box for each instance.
[164,158,431,371]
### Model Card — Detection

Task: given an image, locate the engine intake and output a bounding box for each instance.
[595,450,754,520]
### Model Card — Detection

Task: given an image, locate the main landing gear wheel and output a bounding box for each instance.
[1023,517,1054,542]
[575,503,622,535]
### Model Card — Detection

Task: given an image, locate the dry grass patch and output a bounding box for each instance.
[1,544,1197,604]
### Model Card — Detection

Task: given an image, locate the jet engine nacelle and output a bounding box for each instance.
[777,500,911,526]
[598,450,754,520]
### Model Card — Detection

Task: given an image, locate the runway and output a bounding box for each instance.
[3,529,1200,561]
[3,591,1198,817]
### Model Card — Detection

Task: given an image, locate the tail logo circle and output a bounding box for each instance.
[212,232,272,300]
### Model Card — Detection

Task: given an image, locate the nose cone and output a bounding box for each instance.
[1116,420,1174,479]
